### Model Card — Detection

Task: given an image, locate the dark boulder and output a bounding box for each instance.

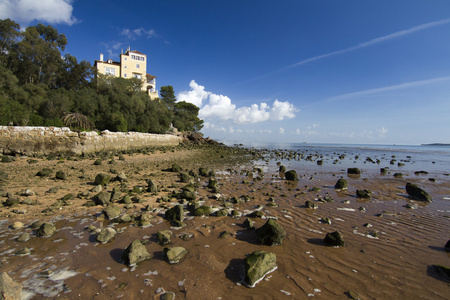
[347,168,361,175]
[305,200,318,209]
[94,192,111,206]
[207,178,217,189]
[156,230,173,245]
[243,218,255,230]
[284,170,299,181]
[256,219,286,246]
[198,168,209,177]
[324,231,345,247]
[179,172,192,183]
[171,163,182,172]
[180,190,196,201]
[194,206,213,216]
[146,179,158,193]
[95,173,111,186]
[356,189,372,199]
[165,205,184,224]
[36,168,52,177]
[247,211,264,218]
[334,179,348,189]
[405,182,432,202]
[55,170,67,180]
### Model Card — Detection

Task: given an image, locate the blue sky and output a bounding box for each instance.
[2,0,450,145]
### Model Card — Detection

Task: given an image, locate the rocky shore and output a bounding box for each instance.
[0,142,449,299]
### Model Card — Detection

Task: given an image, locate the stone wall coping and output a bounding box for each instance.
[0,126,182,155]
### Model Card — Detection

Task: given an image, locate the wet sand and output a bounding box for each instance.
[0,145,449,299]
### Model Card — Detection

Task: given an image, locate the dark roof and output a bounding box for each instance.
[146,74,157,79]
[128,50,146,56]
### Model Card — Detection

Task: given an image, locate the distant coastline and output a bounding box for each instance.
[421,143,450,146]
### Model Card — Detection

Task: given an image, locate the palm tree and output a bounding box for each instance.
[63,113,95,131]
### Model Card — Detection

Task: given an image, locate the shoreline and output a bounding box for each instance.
[0,144,449,299]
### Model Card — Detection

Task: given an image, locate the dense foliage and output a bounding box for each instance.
[0,19,203,133]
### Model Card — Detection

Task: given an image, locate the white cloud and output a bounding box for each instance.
[270,100,296,121]
[0,0,76,25]
[178,80,297,124]
[121,27,157,40]
[296,128,301,135]
[99,41,123,60]
[259,129,273,134]
[377,127,388,137]
[178,80,210,107]
[327,126,389,140]
[279,127,285,134]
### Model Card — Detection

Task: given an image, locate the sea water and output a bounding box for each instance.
[223,141,450,174]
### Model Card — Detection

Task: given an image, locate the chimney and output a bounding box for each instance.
[100,53,104,61]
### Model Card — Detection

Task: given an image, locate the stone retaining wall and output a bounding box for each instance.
[0,126,182,156]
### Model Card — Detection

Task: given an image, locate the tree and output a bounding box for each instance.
[0,19,20,68]
[0,19,206,135]
[15,24,67,86]
[56,54,94,90]
[173,101,204,132]
[159,85,176,108]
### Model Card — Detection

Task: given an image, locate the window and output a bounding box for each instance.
[124,65,127,68]
[136,64,140,69]
[105,67,115,76]
[131,54,145,61]
[133,74,142,79]
[124,74,127,77]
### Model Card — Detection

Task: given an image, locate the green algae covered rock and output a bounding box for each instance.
[406,182,432,202]
[256,219,286,246]
[36,222,56,237]
[356,189,372,199]
[121,239,152,266]
[95,173,111,186]
[334,178,348,189]
[103,206,121,219]
[157,230,173,245]
[164,247,187,264]
[244,251,277,287]
[165,205,184,224]
[194,205,213,216]
[96,228,116,244]
[284,170,299,181]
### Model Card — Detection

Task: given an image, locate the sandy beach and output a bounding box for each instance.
[0,144,449,299]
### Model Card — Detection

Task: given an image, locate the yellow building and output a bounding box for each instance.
[94,48,158,99]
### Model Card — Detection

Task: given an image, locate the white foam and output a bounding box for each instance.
[142,270,158,276]
[337,208,356,211]
[50,269,79,281]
